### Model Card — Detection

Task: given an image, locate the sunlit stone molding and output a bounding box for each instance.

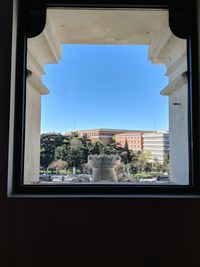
[26,9,188,184]
[148,14,188,184]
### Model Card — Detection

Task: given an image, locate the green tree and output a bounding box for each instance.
[143,150,152,161]
[135,152,146,172]
[129,161,138,174]
[153,162,163,172]
[162,153,169,173]
[88,141,101,155]
[144,161,152,173]
[124,138,129,150]
[40,133,68,169]
[55,144,69,161]
[66,138,85,167]
[70,131,79,138]
[79,134,92,160]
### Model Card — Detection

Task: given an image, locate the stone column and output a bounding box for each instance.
[24,17,61,184]
[149,14,188,184]
[161,73,188,184]
[24,75,48,184]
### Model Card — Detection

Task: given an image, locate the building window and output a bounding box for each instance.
[10,0,200,196]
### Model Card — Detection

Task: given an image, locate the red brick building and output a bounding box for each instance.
[66,129,153,149]
[66,129,135,144]
[115,131,153,151]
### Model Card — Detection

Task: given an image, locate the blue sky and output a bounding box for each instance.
[41,44,168,133]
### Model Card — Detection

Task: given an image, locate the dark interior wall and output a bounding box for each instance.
[1,199,200,267]
[0,1,200,266]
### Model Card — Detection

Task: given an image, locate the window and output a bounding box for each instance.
[10,0,200,197]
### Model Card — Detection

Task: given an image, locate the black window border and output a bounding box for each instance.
[11,0,200,197]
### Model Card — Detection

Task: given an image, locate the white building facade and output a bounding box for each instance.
[143,132,169,163]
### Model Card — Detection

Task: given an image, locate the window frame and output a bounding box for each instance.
[10,0,200,197]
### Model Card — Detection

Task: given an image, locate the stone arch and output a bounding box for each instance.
[25,9,188,184]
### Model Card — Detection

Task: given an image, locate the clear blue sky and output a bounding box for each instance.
[41,44,168,133]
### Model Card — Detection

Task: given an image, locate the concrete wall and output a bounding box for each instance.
[1,2,200,267]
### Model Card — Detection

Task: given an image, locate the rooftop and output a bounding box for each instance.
[66,128,155,133]
[116,131,154,136]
